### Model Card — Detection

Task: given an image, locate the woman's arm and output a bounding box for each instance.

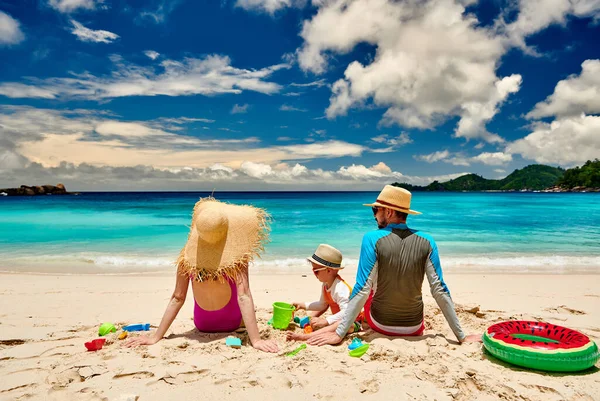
[125,270,189,347]
[236,267,279,353]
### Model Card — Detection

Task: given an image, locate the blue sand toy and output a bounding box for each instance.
[293,316,311,329]
[226,337,242,348]
[348,338,363,351]
[122,323,150,332]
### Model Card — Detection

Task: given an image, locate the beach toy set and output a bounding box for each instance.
[85,338,106,351]
[226,336,242,348]
[271,302,295,330]
[483,320,599,372]
[293,316,313,333]
[122,323,150,332]
[348,338,369,358]
[85,322,151,351]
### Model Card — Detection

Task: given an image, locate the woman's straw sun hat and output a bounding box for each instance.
[307,244,343,269]
[177,197,270,281]
[364,185,421,215]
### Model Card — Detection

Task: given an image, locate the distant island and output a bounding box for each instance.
[393,159,600,192]
[0,184,77,196]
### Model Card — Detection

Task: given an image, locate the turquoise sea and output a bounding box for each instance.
[0,192,599,274]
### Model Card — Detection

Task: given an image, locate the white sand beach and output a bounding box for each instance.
[0,270,599,401]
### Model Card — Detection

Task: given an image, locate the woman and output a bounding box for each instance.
[125,198,278,353]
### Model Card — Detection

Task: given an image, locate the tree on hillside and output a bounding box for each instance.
[557,159,600,188]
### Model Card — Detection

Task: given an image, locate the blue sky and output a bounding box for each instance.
[0,0,599,190]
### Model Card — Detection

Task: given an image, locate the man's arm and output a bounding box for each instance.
[424,242,466,342]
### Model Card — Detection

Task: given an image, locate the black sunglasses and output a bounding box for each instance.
[372,206,379,215]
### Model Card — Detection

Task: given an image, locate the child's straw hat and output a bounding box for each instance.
[307,244,343,269]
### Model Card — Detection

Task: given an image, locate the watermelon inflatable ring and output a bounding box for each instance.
[483,321,599,372]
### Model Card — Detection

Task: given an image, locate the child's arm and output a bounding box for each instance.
[324,281,351,324]
[293,285,327,312]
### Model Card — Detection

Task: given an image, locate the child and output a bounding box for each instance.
[287,244,360,341]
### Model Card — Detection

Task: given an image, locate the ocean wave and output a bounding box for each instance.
[0,253,598,273]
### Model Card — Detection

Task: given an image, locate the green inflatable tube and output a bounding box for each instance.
[483,321,599,372]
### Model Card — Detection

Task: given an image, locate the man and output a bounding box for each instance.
[308,185,480,346]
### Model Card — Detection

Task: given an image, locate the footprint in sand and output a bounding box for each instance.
[522,383,562,396]
[359,378,380,394]
[544,305,586,315]
[113,371,155,380]
[0,339,27,346]
[157,369,210,385]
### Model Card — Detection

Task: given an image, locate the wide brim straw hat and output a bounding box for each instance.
[177,197,270,281]
[364,185,422,215]
[307,244,344,269]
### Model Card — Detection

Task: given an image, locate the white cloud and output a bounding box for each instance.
[70,19,119,43]
[415,150,450,163]
[0,55,288,100]
[235,0,305,15]
[290,79,328,88]
[0,11,25,46]
[370,133,412,149]
[370,161,392,173]
[280,104,307,112]
[137,0,183,24]
[504,0,600,50]
[297,0,521,143]
[231,103,249,114]
[454,74,521,143]
[0,106,372,173]
[297,0,598,143]
[49,0,99,13]
[494,169,506,173]
[278,140,365,158]
[471,152,513,166]
[527,59,600,119]
[0,83,56,99]
[154,117,215,124]
[369,133,412,153]
[506,114,600,166]
[2,158,470,190]
[415,149,512,166]
[144,50,160,60]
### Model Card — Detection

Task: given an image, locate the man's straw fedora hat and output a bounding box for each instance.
[307,244,344,269]
[364,185,421,215]
[177,197,269,281]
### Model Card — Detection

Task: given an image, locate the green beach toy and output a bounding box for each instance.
[98,323,116,337]
[349,344,370,358]
[272,302,295,330]
[286,343,306,357]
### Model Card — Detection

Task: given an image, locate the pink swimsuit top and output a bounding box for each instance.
[192,276,243,333]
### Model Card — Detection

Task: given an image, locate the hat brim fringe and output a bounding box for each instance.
[176,197,271,282]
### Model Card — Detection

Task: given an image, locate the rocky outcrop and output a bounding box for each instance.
[543,186,600,193]
[0,184,77,196]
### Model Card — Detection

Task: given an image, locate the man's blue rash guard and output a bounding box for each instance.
[336,223,466,341]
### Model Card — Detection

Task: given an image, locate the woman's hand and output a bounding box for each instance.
[123,335,159,348]
[292,302,305,310]
[252,339,279,353]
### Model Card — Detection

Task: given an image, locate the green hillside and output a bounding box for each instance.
[556,159,600,189]
[393,164,565,191]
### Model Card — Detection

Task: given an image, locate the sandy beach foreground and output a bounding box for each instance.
[0,271,598,401]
